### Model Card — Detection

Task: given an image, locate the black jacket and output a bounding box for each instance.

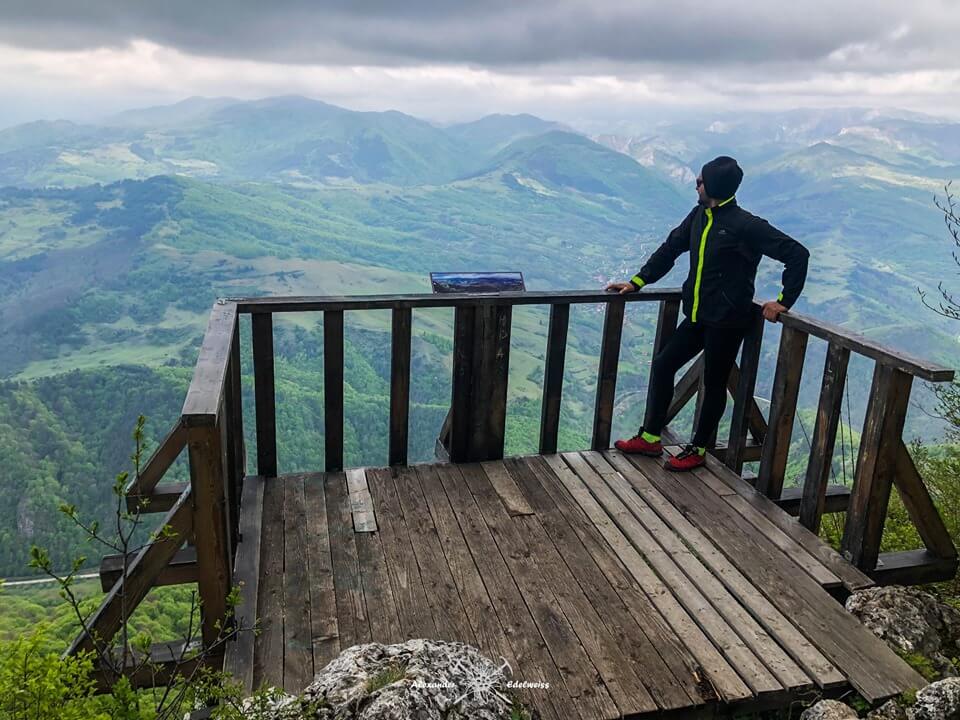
[630,198,809,327]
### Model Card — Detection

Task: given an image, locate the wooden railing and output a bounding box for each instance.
[71,288,957,687]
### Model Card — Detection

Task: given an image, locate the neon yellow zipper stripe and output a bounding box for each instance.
[691,197,734,323]
[692,208,712,322]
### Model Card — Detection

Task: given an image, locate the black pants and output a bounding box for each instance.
[643,317,749,447]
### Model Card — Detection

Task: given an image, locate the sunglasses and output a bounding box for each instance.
[696,178,704,187]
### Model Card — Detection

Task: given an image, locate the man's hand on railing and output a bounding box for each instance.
[762,299,788,323]
[605,281,638,295]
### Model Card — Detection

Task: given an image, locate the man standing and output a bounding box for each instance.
[605,156,809,471]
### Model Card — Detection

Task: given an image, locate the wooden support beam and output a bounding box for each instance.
[726,309,765,474]
[124,422,187,498]
[800,342,851,533]
[389,307,412,466]
[726,364,768,442]
[69,489,193,657]
[774,485,851,516]
[592,299,625,450]
[894,440,957,560]
[188,422,233,649]
[757,325,809,499]
[642,298,680,429]
[251,312,277,478]
[539,303,569,455]
[841,363,913,571]
[324,310,345,472]
[869,550,959,587]
[126,483,189,514]
[665,356,704,427]
[90,640,221,693]
[100,548,198,592]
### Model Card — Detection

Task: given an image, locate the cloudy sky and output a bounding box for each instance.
[2,0,960,129]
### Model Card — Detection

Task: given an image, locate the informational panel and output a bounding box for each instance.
[430,271,525,294]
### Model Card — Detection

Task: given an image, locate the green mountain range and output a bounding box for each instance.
[0,96,957,577]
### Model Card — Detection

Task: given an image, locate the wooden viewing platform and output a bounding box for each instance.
[70,288,957,717]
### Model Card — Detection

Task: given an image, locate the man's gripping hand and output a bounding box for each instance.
[605,282,638,295]
[762,300,788,322]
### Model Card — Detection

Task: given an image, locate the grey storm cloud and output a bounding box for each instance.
[0,0,956,72]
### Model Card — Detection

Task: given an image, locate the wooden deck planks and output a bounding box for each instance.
[413,464,559,720]
[303,474,340,673]
[695,449,874,594]
[238,451,925,718]
[365,467,438,641]
[458,462,623,718]
[627,451,925,702]
[560,451,784,701]
[505,456,701,712]
[252,475,284,690]
[600,451,845,691]
[434,464,572,720]
[282,476,314,693]
[391,466,476,644]
[324,473,371,649]
[583,451,815,694]
[539,453,753,705]
[478,460,659,717]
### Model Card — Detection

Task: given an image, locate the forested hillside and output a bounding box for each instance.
[0,97,958,578]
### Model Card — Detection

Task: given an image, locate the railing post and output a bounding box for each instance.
[725,307,765,473]
[593,299,625,450]
[324,310,345,472]
[187,418,233,649]
[251,312,277,478]
[540,302,570,454]
[799,341,850,532]
[757,325,808,498]
[841,362,913,571]
[389,307,412,466]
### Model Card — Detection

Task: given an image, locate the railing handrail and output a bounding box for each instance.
[230,288,682,313]
[778,307,955,383]
[222,289,954,383]
[182,301,239,425]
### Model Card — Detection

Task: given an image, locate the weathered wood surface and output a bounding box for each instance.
[236,288,683,313]
[345,468,377,532]
[251,312,277,478]
[183,301,238,425]
[592,299,625,451]
[800,342,850,532]
[389,307,412,466]
[539,302,569,455]
[324,310,345,472]
[230,452,924,717]
[841,364,913,570]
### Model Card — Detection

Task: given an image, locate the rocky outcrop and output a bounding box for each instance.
[244,639,529,720]
[800,699,859,720]
[846,586,960,678]
[910,677,960,720]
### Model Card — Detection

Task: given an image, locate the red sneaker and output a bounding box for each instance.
[614,430,663,456]
[665,444,706,472]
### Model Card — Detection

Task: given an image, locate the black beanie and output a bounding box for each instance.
[701,156,743,200]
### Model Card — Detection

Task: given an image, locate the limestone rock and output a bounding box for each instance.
[800,699,859,720]
[846,586,960,678]
[869,699,908,720]
[909,677,960,720]
[246,639,530,719]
